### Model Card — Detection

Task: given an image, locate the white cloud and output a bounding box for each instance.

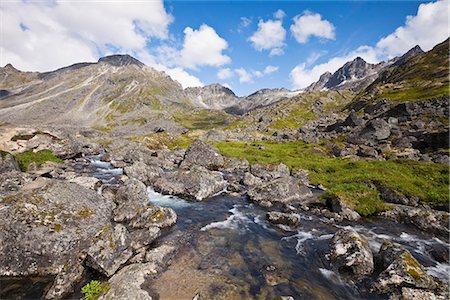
[263,65,279,75]
[290,11,335,44]
[274,9,286,19]
[179,24,230,69]
[162,67,203,88]
[290,0,449,89]
[235,68,253,83]
[249,18,286,56]
[0,0,172,71]
[240,17,252,28]
[217,68,233,80]
[375,0,449,57]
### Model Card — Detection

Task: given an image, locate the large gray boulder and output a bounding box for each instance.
[130,206,177,229]
[372,241,436,294]
[266,211,300,227]
[248,177,312,207]
[327,229,374,278]
[179,140,224,170]
[124,161,164,185]
[0,171,31,198]
[86,224,133,277]
[152,166,225,200]
[250,163,290,180]
[113,178,149,223]
[0,181,115,299]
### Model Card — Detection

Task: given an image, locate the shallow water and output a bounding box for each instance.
[148,188,450,300]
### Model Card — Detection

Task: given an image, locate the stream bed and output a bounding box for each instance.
[147,189,450,299]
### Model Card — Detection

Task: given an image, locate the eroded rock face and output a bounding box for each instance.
[152,166,225,200]
[179,140,224,170]
[130,207,177,229]
[326,196,361,221]
[327,229,374,278]
[0,181,115,298]
[0,171,31,198]
[248,177,312,208]
[372,241,436,294]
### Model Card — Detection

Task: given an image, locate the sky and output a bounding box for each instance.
[1,0,449,96]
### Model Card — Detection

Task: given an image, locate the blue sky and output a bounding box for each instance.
[1,0,449,96]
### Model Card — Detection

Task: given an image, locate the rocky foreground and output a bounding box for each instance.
[0,126,448,299]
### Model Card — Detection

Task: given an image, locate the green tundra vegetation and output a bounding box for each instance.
[215,141,449,216]
[14,149,63,171]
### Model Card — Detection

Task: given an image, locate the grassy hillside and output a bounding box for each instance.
[359,38,449,102]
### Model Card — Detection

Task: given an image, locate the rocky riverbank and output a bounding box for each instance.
[0,125,448,299]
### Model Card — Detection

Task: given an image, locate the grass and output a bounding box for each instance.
[81,280,110,300]
[14,149,63,171]
[215,141,449,214]
[173,110,236,130]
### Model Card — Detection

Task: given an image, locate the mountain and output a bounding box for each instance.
[225,88,303,115]
[359,38,449,102]
[185,84,239,110]
[306,57,389,93]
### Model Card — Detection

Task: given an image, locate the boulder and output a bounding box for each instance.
[130,206,177,229]
[113,179,149,223]
[388,287,443,300]
[248,177,312,207]
[250,163,290,180]
[380,205,449,236]
[266,211,300,227]
[86,224,133,277]
[152,166,225,200]
[222,157,250,173]
[372,241,436,294]
[327,229,374,278]
[326,196,361,221]
[179,140,224,170]
[124,161,163,185]
[0,171,31,198]
[0,151,20,173]
[0,181,114,299]
[129,227,161,251]
[243,172,263,187]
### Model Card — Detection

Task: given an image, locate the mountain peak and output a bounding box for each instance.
[98,54,144,67]
[3,63,19,72]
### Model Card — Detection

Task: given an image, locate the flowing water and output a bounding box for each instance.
[147,188,450,299]
[1,155,448,299]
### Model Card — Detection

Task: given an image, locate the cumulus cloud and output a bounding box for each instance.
[290,1,449,89]
[179,24,231,69]
[375,0,449,57]
[0,0,172,71]
[274,9,286,19]
[235,68,253,83]
[290,11,335,44]
[217,68,233,80]
[249,18,286,56]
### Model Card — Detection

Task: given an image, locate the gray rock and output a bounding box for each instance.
[124,161,163,185]
[248,177,312,207]
[380,205,449,236]
[129,227,161,251]
[152,166,225,200]
[243,172,263,187]
[326,196,361,221]
[250,163,290,180]
[388,287,443,300]
[328,229,374,278]
[0,171,32,198]
[0,151,20,173]
[221,157,250,173]
[86,224,133,277]
[113,178,148,223]
[372,241,436,293]
[179,140,224,170]
[130,206,177,229]
[0,181,114,299]
[69,176,101,190]
[266,211,300,227]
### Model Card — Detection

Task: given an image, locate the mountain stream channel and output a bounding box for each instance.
[3,153,449,300]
